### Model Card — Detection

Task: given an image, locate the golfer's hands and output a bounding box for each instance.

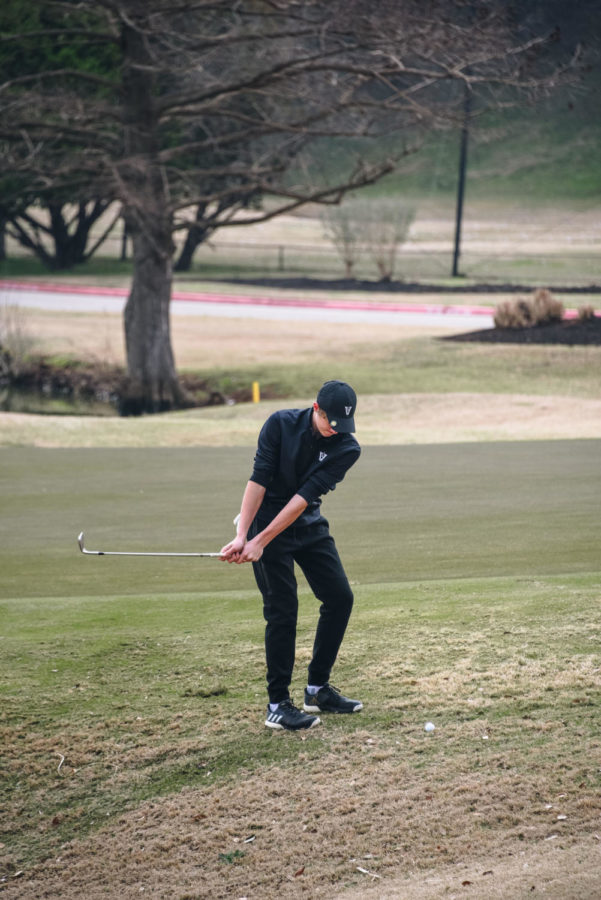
[220,535,264,564]
[237,535,264,563]
[220,535,245,562]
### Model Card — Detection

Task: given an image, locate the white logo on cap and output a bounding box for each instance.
[319,451,327,461]
[345,406,352,415]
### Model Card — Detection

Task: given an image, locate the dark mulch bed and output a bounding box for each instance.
[443,316,601,346]
[199,275,601,295]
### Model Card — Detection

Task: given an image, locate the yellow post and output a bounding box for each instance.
[252,381,260,403]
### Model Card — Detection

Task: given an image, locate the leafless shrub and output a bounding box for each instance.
[578,304,597,321]
[531,288,564,324]
[494,289,564,329]
[323,198,414,280]
[359,199,415,282]
[494,299,530,328]
[0,301,35,376]
[322,204,363,278]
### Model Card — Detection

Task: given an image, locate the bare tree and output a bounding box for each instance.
[0,0,577,412]
[3,199,119,270]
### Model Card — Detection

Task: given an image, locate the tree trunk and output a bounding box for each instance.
[120,18,190,415]
[174,204,210,272]
[122,226,189,414]
[121,211,191,416]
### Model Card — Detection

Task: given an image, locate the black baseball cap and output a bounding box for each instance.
[316,380,357,433]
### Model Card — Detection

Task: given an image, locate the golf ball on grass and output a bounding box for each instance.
[424,721,435,732]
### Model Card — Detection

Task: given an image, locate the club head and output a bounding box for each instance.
[77,532,85,553]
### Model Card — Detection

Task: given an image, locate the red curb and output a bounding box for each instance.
[1,279,128,297]
[1,279,579,318]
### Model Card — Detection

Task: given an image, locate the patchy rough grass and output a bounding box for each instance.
[1,576,600,898]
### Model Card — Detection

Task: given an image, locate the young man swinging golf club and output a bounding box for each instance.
[220,380,363,731]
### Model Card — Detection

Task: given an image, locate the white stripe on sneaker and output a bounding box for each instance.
[265,711,284,729]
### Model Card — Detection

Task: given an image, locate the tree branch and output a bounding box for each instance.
[0,70,120,94]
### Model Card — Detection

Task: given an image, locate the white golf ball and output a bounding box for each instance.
[424,721,435,732]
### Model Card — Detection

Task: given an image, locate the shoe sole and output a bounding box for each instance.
[265,715,321,731]
[303,701,363,714]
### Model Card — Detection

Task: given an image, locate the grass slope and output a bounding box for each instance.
[2,576,600,897]
[1,441,600,896]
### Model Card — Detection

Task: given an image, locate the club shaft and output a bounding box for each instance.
[85,550,221,557]
[78,532,220,558]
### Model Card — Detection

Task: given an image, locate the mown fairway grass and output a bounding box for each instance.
[1,441,600,897]
[1,442,599,598]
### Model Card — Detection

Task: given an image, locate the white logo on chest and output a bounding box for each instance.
[319,451,327,462]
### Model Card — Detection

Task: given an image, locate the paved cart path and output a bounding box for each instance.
[1,279,496,329]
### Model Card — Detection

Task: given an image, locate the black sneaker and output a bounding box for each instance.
[265,699,320,731]
[303,683,363,714]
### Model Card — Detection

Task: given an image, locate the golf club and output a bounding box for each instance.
[77,532,222,558]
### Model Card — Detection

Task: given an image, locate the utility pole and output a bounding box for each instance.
[451,80,472,277]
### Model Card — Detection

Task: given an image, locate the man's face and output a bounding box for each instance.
[313,403,337,437]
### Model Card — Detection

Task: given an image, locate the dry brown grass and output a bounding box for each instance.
[21,305,456,370]
[3,732,600,899]
[2,392,601,448]
[3,598,600,900]
[342,843,601,899]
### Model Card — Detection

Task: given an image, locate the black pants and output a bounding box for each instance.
[251,517,354,704]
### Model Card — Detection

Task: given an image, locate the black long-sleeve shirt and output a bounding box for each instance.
[250,407,361,526]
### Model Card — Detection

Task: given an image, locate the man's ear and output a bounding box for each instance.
[313,402,319,411]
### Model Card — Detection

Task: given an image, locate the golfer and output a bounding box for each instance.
[220,380,363,731]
